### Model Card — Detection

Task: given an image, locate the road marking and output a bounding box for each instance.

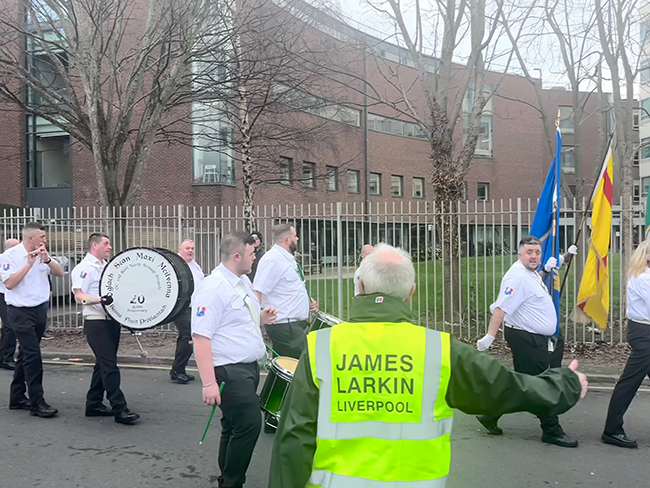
[43,360,271,377]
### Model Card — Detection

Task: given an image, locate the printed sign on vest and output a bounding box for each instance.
[329,324,426,423]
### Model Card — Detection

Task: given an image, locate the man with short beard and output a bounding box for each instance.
[254,224,318,359]
[476,235,578,447]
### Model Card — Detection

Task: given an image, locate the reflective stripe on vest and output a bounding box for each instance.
[307,323,453,488]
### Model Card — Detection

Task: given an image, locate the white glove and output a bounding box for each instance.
[544,256,558,272]
[559,255,565,267]
[477,334,495,351]
[568,245,578,255]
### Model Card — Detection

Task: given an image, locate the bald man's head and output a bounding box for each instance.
[360,244,375,259]
[358,243,415,301]
[4,238,19,251]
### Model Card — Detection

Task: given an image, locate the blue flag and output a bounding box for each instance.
[529,127,562,337]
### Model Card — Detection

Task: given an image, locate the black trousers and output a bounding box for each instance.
[84,319,127,410]
[483,327,564,437]
[265,320,308,359]
[0,293,17,364]
[604,320,650,435]
[215,362,261,488]
[8,303,48,406]
[172,308,192,374]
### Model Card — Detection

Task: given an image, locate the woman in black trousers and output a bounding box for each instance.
[602,240,650,449]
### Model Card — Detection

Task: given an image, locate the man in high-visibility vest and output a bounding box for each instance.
[269,243,588,488]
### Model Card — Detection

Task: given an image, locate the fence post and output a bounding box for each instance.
[177,204,184,247]
[516,197,522,245]
[336,202,344,318]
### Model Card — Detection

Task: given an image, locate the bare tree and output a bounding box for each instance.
[353,0,511,322]
[595,0,644,271]
[0,0,356,232]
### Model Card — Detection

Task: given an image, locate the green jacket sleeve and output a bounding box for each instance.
[268,347,319,488]
[446,338,582,418]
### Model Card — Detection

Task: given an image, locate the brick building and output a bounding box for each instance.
[0,0,612,211]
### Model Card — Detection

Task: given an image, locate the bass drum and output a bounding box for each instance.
[99,247,194,330]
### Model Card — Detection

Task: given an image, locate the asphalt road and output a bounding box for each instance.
[0,363,649,487]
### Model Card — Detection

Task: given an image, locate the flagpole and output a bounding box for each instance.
[560,132,615,294]
[551,110,560,291]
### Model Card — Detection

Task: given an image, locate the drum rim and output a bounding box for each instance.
[99,246,191,330]
[271,356,298,379]
[313,310,343,325]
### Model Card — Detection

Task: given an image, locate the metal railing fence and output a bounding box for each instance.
[1,197,644,342]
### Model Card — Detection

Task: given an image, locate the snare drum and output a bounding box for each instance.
[99,247,194,330]
[309,310,342,332]
[259,356,298,418]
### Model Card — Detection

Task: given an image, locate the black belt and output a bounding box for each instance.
[272,319,309,326]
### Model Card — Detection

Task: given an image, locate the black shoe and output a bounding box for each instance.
[9,398,30,410]
[185,373,195,381]
[30,402,58,418]
[114,409,140,425]
[170,370,190,384]
[85,405,115,417]
[602,433,638,449]
[541,433,579,448]
[476,415,503,435]
[2,361,16,370]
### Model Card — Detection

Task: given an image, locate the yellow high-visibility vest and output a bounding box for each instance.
[306,321,454,488]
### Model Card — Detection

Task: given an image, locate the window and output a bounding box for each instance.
[477,182,490,202]
[275,85,361,127]
[192,102,235,185]
[325,165,337,191]
[369,172,381,195]
[641,99,650,120]
[462,85,494,157]
[367,113,427,140]
[560,147,576,174]
[642,20,650,45]
[26,115,71,188]
[280,157,292,185]
[634,145,640,166]
[391,175,403,197]
[634,183,640,204]
[302,162,315,189]
[347,170,360,194]
[634,111,640,130]
[642,60,650,84]
[413,177,425,198]
[642,177,650,198]
[642,137,650,159]
[559,106,574,134]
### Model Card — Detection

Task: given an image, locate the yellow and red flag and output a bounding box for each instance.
[576,142,614,329]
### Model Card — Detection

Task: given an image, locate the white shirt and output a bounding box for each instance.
[253,244,310,323]
[0,249,7,295]
[0,243,51,307]
[191,263,265,367]
[490,260,556,336]
[70,253,107,317]
[354,267,361,296]
[627,268,650,322]
[185,259,205,294]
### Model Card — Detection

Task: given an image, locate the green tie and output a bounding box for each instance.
[295,261,305,282]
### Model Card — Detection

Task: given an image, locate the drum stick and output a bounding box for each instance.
[199,382,226,445]
[130,331,148,358]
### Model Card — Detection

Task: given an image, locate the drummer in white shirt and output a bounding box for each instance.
[0,238,20,370]
[192,231,277,488]
[475,235,578,448]
[1,222,64,418]
[253,224,318,360]
[71,233,139,425]
[170,239,205,384]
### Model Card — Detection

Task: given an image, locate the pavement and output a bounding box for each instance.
[1,363,649,487]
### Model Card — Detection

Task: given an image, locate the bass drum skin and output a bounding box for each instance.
[99,247,194,330]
